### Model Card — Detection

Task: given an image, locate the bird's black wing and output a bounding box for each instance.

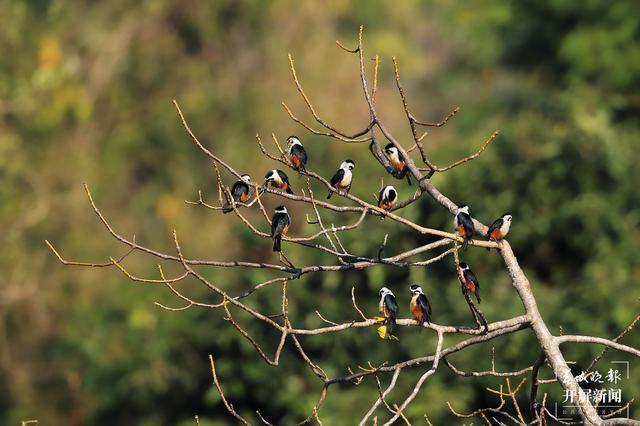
[388,188,397,203]
[277,170,294,194]
[277,170,290,184]
[459,212,475,235]
[271,214,289,252]
[464,269,480,289]
[458,212,475,250]
[231,181,248,200]
[223,181,247,214]
[384,293,399,334]
[271,214,282,236]
[486,218,503,238]
[330,168,345,188]
[384,294,399,318]
[292,145,307,168]
[418,294,432,324]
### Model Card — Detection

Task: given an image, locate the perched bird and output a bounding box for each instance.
[409,284,432,328]
[270,205,290,252]
[327,160,355,199]
[459,262,481,304]
[264,169,294,194]
[378,185,398,211]
[486,213,513,244]
[384,143,411,185]
[222,174,252,214]
[287,136,307,172]
[454,205,475,250]
[378,286,399,335]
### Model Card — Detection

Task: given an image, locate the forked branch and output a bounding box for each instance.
[48,25,639,426]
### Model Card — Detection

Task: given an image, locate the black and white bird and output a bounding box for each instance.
[378,185,397,211]
[409,284,432,328]
[384,143,411,185]
[264,169,294,194]
[379,287,399,335]
[459,262,481,304]
[486,213,513,244]
[454,205,475,250]
[222,174,252,214]
[327,160,355,199]
[287,136,308,172]
[270,205,291,252]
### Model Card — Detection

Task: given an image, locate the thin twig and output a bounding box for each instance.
[209,355,252,425]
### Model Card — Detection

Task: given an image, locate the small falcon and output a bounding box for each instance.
[409,284,432,328]
[270,205,290,252]
[486,213,513,243]
[459,262,481,304]
[222,174,251,214]
[454,205,475,250]
[264,169,294,194]
[384,143,411,185]
[378,185,397,211]
[379,286,399,335]
[327,160,355,199]
[287,136,307,172]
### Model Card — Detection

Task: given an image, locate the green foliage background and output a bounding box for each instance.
[1,1,638,424]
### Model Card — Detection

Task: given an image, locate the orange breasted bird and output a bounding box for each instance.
[222,174,251,214]
[287,136,307,173]
[454,205,475,250]
[486,213,512,244]
[270,205,290,252]
[459,262,481,304]
[378,185,397,211]
[409,284,432,328]
[384,143,411,185]
[264,169,294,194]
[327,160,355,199]
[379,286,399,335]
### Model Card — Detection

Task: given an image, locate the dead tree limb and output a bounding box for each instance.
[47,25,639,425]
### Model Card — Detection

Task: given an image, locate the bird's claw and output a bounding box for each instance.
[288,268,303,280]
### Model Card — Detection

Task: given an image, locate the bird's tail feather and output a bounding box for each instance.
[273,235,281,252]
[387,317,397,335]
[222,203,233,214]
[327,191,333,199]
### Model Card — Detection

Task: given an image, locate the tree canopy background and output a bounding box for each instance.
[1,1,638,424]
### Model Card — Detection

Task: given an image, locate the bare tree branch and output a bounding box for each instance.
[209,355,252,425]
[556,335,640,357]
[48,25,639,426]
